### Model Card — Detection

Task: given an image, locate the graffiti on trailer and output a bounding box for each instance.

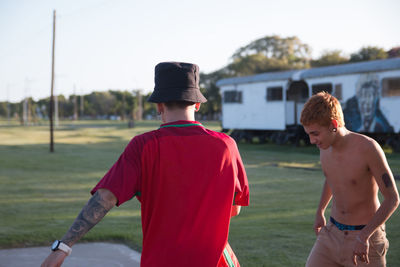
[343,73,394,133]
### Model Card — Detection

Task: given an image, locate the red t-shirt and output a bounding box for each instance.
[91,120,249,267]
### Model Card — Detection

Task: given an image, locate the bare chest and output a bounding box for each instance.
[321,150,371,189]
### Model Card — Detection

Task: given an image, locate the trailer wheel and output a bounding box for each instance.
[271,132,288,145]
[230,130,247,143]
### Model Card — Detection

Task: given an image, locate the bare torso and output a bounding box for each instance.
[321,132,380,225]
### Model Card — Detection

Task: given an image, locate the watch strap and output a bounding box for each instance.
[52,240,72,256]
[58,242,72,256]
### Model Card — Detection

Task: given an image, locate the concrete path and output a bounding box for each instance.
[0,242,141,267]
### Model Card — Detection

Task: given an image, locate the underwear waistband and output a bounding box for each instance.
[330,217,366,231]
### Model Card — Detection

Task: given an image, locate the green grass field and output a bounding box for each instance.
[0,120,399,266]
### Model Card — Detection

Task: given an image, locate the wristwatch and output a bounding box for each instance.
[51,240,72,256]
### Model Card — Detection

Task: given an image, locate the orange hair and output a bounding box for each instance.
[300,92,344,127]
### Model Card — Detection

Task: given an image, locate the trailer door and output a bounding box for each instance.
[286,81,309,126]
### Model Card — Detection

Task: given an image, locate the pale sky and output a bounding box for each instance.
[0,0,399,102]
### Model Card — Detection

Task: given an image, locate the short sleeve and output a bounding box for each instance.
[233,150,250,206]
[224,137,249,206]
[91,136,143,206]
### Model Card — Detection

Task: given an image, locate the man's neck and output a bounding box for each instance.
[331,127,350,150]
[162,110,196,124]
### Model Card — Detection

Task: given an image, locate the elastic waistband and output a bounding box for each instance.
[330,217,366,231]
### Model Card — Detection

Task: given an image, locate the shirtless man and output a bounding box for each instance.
[300,92,399,267]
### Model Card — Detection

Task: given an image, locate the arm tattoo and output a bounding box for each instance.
[61,191,114,246]
[382,173,393,188]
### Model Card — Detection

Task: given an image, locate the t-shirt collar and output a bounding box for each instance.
[159,120,203,128]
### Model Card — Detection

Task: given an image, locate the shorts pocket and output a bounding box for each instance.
[317,225,329,237]
[369,235,389,257]
[316,225,331,243]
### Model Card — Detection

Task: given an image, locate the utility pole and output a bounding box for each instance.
[6,85,10,124]
[122,92,126,121]
[73,84,78,120]
[27,97,32,125]
[23,78,30,126]
[49,10,56,152]
[80,90,84,118]
[136,90,143,121]
[23,98,28,125]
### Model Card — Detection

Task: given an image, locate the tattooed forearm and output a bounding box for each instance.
[382,173,394,188]
[61,191,115,246]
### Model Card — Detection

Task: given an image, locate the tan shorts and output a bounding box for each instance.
[306,221,389,267]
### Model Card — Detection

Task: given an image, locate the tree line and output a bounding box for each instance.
[0,90,155,124]
[1,35,399,123]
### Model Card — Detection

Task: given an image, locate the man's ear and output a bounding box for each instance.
[331,119,338,128]
[331,119,338,132]
[195,103,201,112]
[157,103,164,114]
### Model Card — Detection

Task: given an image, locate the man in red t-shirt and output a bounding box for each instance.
[42,62,249,267]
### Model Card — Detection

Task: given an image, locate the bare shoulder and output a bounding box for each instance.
[348,132,387,167]
[347,132,380,153]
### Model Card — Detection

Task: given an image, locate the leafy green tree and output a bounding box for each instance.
[311,50,349,67]
[27,97,38,122]
[350,46,387,62]
[229,35,311,75]
[142,92,157,119]
[198,69,231,119]
[56,95,74,119]
[388,47,400,58]
[0,102,7,117]
[82,92,115,117]
[232,35,310,61]
[37,98,50,119]
[109,90,135,120]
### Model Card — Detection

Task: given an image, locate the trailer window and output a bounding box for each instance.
[266,87,283,101]
[224,91,242,103]
[334,84,342,100]
[382,77,400,97]
[312,83,333,95]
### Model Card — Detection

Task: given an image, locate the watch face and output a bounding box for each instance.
[51,240,60,251]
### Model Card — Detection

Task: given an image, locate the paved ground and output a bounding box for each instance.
[0,242,141,267]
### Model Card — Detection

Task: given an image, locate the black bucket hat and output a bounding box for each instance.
[147,62,207,103]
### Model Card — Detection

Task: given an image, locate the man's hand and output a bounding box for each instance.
[352,236,369,266]
[313,212,326,236]
[40,189,117,267]
[231,205,241,217]
[41,250,67,267]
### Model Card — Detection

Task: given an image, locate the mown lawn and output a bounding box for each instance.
[0,120,399,266]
